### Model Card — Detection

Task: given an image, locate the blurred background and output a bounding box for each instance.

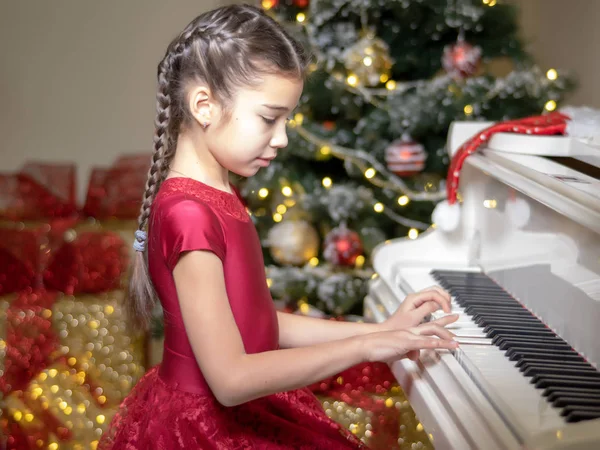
[0,1,596,449]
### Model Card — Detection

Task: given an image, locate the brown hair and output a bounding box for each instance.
[128,4,310,329]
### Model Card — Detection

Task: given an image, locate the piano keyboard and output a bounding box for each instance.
[430,269,600,432]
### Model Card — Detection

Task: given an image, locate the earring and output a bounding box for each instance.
[201,121,209,129]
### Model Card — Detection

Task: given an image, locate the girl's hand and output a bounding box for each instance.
[382,286,457,331]
[360,321,459,364]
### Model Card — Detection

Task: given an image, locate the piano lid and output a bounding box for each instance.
[448,121,600,235]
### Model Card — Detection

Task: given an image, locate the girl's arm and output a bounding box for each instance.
[277,288,454,348]
[174,250,456,407]
[276,311,377,348]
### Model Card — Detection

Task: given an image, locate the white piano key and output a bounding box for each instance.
[457,345,565,438]
[455,337,493,345]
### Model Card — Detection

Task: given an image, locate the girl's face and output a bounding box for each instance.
[204,74,303,177]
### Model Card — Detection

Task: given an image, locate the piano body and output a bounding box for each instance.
[365,121,600,450]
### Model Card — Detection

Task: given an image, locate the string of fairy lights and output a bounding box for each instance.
[257,0,564,238]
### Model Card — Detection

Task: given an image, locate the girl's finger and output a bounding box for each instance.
[406,349,420,361]
[430,314,460,327]
[410,337,459,351]
[412,300,441,320]
[425,285,451,302]
[413,323,456,341]
[410,291,451,313]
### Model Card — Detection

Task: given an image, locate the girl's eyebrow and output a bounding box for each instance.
[262,104,290,111]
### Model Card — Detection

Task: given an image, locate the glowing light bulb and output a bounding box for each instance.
[545,100,557,111]
[322,177,332,188]
[261,0,277,9]
[546,69,558,80]
[364,168,376,179]
[397,195,409,206]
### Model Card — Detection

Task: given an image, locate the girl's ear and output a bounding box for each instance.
[188,85,214,129]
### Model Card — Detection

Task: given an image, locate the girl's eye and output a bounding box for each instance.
[261,116,276,125]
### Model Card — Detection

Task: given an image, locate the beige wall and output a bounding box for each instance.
[0,0,227,201]
[513,0,600,109]
[0,0,597,202]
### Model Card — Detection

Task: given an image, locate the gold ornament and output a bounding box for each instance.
[342,34,394,87]
[267,220,319,266]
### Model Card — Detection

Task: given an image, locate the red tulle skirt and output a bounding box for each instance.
[99,366,367,449]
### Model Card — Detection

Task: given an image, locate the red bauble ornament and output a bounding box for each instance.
[323,226,363,267]
[294,0,309,7]
[442,39,482,79]
[385,136,427,177]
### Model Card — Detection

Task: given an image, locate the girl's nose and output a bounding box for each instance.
[270,123,289,149]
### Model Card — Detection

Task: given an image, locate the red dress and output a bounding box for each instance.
[100,177,366,449]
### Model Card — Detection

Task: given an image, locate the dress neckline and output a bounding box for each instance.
[159,176,249,222]
[163,176,236,197]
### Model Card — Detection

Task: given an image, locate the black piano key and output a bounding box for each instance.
[523,365,600,379]
[468,306,535,316]
[485,327,556,339]
[532,375,600,390]
[480,320,550,330]
[543,386,600,398]
[474,312,540,322]
[517,358,596,371]
[506,349,585,363]
[562,405,600,420]
[548,390,600,402]
[498,340,572,352]
[458,302,525,310]
[450,286,501,292]
[493,335,566,347]
[451,290,508,297]
[553,397,600,408]
[566,410,600,423]
[475,317,541,327]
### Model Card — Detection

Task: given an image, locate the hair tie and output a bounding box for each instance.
[133,230,147,252]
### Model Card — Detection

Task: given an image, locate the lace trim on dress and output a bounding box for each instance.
[159,177,250,223]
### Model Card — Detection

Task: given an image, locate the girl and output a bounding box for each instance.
[100,4,458,449]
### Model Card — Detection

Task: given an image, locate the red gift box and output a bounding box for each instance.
[0,163,77,221]
[83,154,151,219]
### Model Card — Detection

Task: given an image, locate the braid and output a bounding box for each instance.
[137,60,176,233]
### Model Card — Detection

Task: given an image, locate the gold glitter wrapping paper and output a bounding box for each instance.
[52,291,146,407]
[0,289,145,449]
[5,362,108,449]
[0,296,10,384]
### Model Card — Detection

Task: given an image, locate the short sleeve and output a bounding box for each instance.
[158,198,226,271]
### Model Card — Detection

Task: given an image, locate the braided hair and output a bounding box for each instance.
[128,4,310,329]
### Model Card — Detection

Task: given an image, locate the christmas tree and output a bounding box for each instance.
[237,0,573,318]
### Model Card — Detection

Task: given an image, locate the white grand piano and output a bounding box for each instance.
[365,120,600,450]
